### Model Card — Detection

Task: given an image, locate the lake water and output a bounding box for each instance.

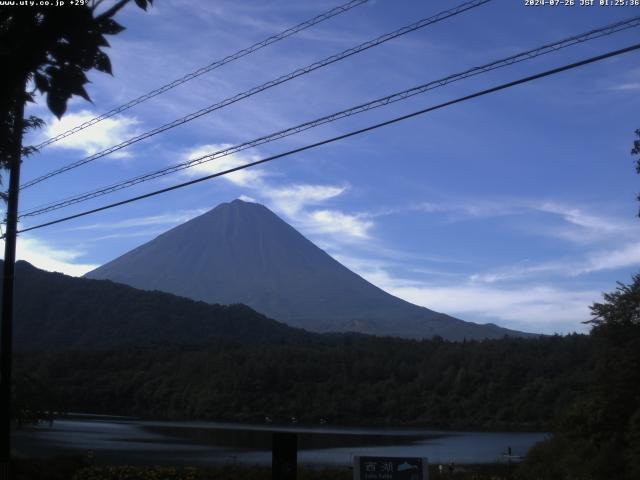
[13,416,548,467]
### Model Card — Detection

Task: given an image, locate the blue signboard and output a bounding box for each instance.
[353,456,429,480]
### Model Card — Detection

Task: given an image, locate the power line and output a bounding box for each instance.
[11,42,640,238]
[21,0,492,189]
[33,0,370,150]
[18,15,640,219]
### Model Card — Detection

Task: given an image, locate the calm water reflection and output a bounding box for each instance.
[13,417,548,466]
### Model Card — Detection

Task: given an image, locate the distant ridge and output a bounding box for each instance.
[86,199,532,340]
[5,260,313,350]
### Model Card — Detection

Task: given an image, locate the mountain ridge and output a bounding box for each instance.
[86,199,532,340]
[5,259,314,350]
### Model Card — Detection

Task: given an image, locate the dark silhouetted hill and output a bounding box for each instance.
[5,260,313,350]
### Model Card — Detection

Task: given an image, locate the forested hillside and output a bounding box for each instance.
[6,260,314,350]
[17,334,591,430]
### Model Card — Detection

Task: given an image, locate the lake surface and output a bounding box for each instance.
[13,416,548,467]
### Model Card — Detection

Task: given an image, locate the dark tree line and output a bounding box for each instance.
[16,333,592,430]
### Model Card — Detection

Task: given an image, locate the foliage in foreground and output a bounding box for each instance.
[72,464,517,480]
[516,275,640,480]
[71,465,350,480]
[12,456,88,480]
[13,461,514,480]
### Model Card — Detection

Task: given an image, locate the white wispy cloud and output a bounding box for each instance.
[181,144,266,187]
[180,1,288,34]
[578,241,640,274]
[535,202,626,232]
[265,184,346,216]
[180,144,370,241]
[257,183,374,241]
[470,240,640,285]
[469,262,566,284]
[610,82,640,91]
[4,237,99,277]
[412,197,639,247]
[532,201,637,243]
[84,230,167,242]
[302,209,374,240]
[392,283,597,334]
[64,209,207,232]
[417,200,522,219]
[39,110,142,158]
[335,257,598,333]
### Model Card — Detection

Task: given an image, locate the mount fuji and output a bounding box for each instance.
[86,199,530,340]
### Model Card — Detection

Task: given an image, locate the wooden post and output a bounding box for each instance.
[272,432,297,480]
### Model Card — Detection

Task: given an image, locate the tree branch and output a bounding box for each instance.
[95,0,131,20]
[91,0,106,12]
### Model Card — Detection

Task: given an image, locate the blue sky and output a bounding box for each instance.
[7,0,640,334]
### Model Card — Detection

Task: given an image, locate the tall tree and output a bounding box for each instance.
[517,132,640,480]
[632,128,640,216]
[0,1,153,477]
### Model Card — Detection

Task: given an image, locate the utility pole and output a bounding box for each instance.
[0,80,25,480]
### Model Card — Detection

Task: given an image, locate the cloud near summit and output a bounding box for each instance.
[180,144,373,241]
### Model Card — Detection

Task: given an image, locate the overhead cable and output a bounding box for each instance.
[11,41,640,238]
[33,0,371,149]
[21,0,492,189]
[19,15,640,218]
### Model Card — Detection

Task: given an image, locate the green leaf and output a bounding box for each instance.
[94,33,110,48]
[72,84,92,103]
[47,92,67,119]
[21,145,39,157]
[33,72,49,92]
[134,0,148,11]
[23,116,45,131]
[61,68,92,102]
[99,18,125,35]
[94,50,112,75]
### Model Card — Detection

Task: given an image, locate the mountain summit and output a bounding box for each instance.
[86,199,528,340]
